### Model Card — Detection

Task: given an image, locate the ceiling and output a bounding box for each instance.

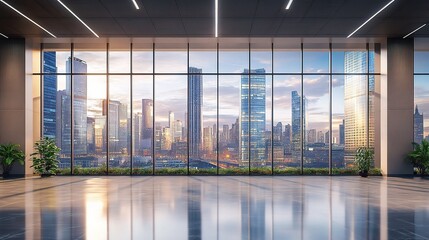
[0,0,428,38]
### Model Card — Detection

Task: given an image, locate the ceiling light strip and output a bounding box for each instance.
[0,33,8,38]
[286,0,294,10]
[57,0,99,38]
[347,0,395,38]
[0,0,57,38]
[403,24,427,39]
[215,0,218,37]
[131,0,140,10]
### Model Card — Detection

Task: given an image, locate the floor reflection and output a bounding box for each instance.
[0,176,429,239]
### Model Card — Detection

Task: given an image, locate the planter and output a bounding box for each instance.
[41,173,54,178]
[359,170,369,178]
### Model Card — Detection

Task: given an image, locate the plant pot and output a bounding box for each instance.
[359,170,369,178]
[41,173,53,178]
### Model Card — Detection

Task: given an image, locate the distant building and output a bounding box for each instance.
[339,119,345,145]
[414,105,424,143]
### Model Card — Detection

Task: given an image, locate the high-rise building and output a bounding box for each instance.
[141,99,153,139]
[240,69,266,166]
[103,100,128,154]
[222,124,230,143]
[316,131,324,143]
[414,105,424,143]
[174,120,183,141]
[291,91,307,157]
[203,126,213,153]
[87,117,95,154]
[283,124,291,155]
[344,51,374,166]
[339,119,345,145]
[43,52,57,139]
[66,57,87,155]
[133,113,143,155]
[188,67,203,160]
[56,90,71,154]
[307,129,317,143]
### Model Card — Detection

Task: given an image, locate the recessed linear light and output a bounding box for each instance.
[0,33,8,38]
[0,0,56,38]
[57,0,99,38]
[131,0,140,10]
[347,0,396,38]
[285,0,294,10]
[403,24,427,39]
[215,0,218,37]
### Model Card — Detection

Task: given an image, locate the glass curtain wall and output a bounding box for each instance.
[38,40,379,175]
[414,39,429,150]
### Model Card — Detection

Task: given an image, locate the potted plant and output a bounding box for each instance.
[0,144,25,178]
[355,147,373,177]
[407,139,429,176]
[30,137,61,177]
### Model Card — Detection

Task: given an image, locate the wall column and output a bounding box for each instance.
[380,38,414,176]
[0,38,37,177]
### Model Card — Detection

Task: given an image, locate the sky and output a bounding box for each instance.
[49,48,374,140]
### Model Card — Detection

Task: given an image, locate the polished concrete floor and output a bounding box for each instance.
[0,176,428,240]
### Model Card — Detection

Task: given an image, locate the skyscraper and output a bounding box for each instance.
[66,57,87,155]
[43,52,57,139]
[56,90,71,154]
[240,69,266,167]
[141,99,153,139]
[344,51,374,166]
[188,67,203,160]
[339,119,345,145]
[414,105,424,143]
[291,91,307,158]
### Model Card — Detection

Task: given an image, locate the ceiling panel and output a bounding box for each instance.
[0,0,428,38]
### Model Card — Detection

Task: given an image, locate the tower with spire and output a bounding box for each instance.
[414,105,424,143]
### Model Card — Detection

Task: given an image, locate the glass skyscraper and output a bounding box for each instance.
[43,52,57,139]
[291,90,307,162]
[240,69,266,167]
[344,51,374,166]
[66,57,88,155]
[188,67,203,160]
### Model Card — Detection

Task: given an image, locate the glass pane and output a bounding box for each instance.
[132,75,153,175]
[332,76,345,172]
[273,40,301,73]
[42,44,71,73]
[189,74,217,175]
[273,75,301,174]
[218,75,247,175]
[248,71,272,174]
[133,43,153,73]
[251,41,272,73]
[109,43,130,73]
[73,74,107,174]
[219,41,249,73]
[414,75,429,143]
[189,42,217,73]
[155,43,187,73]
[415,52,429,73]
[344,74,368,167]
[108,76,131,174]
[303,44,329,73]
[154,75,188,174]
[332,43,367,73]
[74,43,107,73]
[303,75,330,173]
